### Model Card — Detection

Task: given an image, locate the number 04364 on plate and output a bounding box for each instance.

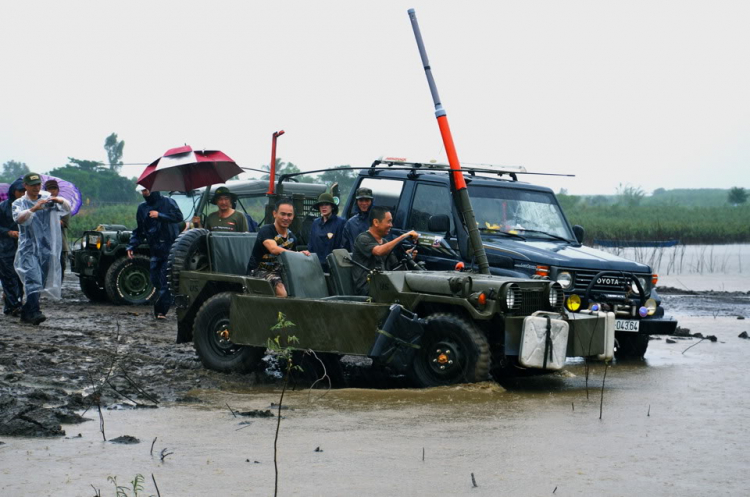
[615,319,640,332]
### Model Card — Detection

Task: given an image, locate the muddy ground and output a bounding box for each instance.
[0,275,748,439]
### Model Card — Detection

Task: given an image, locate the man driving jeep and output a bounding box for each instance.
[351,206,418,296]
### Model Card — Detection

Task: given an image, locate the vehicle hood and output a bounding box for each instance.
[483,239,651,272]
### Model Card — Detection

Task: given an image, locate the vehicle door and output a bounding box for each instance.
[397,181,461,270]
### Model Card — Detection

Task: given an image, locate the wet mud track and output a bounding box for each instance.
[1,276,747,438]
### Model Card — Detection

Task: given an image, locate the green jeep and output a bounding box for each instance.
[169,183,614,387]
[70,180,327,305]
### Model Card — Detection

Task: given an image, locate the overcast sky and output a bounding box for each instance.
[1,1,748,195]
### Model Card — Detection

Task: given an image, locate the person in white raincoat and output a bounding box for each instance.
[12,172,71,325]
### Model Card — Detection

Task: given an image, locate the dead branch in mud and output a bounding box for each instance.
[159,448,174,462]
[304,349,332,402]
[471,473,478,488]
[226,403,237,418]
[682,337,707,354]
[150,437,157,456]
[599,362,610,420]
[151,473,161,497]
[90,484,101,496]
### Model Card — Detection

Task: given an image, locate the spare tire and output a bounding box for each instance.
[167,228,209,295]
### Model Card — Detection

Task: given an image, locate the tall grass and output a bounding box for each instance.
[567,204,750,245]
[69,204,138,240]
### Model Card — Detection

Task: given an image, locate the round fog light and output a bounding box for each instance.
[566,294,581,312]
[639,306,649,317]
[645,298,657,316]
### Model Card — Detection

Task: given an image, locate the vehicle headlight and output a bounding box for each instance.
[556,271,573,289]
[630,276,648,294]
[546,282,564,309]
[87,234,103,250]
[500,283,521,311]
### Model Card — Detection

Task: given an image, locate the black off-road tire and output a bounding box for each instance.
[615,333,650,359]
[79,277,108,303]
[409,313,490,388]
[167,228,209,295]
[104,255,156,305]
[193,292,264,373]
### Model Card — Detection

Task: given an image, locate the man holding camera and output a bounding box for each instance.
[12,173,71,325]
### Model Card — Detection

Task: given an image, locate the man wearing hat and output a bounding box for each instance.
[0,178,25,316]
[43,179,70,282]
[308,191,346,271]
[193,186,249,233]
[127,185,184,319]
[343,187,374,252]
[12,173,71,325]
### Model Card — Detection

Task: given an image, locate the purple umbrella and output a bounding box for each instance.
[0,175,82,215]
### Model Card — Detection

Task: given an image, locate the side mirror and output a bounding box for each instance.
[572,225,585,244]
[427,214,450,233]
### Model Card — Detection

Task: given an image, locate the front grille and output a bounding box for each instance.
[564,268,640,294]
[519,288,546,315]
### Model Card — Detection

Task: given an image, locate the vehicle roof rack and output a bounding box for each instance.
[372,156,528,181]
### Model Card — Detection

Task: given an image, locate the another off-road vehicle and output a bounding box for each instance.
[339,157,678,358]
[70,180,327,305]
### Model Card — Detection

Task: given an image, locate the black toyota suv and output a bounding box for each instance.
[341,157,678,358]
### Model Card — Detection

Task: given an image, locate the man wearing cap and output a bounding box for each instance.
[127,185,184,319]
[193,187,249,233]
[308,191,346,271]
[343,187,374,252]
[0,178,25,316]
[12,173,71,325]
[43,179,70,282]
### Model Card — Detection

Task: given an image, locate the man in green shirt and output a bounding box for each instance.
[195,187,249,233]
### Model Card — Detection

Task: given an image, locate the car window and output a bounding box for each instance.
[468,185,572,239]
[351,178,404,216]
[409,183,454,233]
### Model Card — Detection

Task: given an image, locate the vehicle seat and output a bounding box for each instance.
[327,249,356,296]
[208,232,258,275]
[279,251,330,299]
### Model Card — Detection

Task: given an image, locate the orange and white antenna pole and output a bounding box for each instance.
[407,8,490,274]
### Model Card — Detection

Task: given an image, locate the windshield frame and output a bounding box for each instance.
[467,183,575,242]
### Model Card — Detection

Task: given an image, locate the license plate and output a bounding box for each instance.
[615,319,640,332]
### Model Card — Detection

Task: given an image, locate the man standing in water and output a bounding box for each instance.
[12,173,71,325]
[126,185,184,319]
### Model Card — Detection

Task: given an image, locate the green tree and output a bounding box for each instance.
[261,158,313,183]
[50,165,138,204]
[556,188,579,211]
[616,183,645,207]
[728,187,748,206]
[316,165,358,202]
[104,132,125,172]
[1,160,30,182]
[67,157,103,172]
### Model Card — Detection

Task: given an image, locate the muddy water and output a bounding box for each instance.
[2,314,748,496]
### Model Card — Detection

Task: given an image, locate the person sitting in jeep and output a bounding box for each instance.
[308,192,346,272]
[343,187,374,251]
[195,187,249,233]
[352,206,419,296]
[246,199,311,298]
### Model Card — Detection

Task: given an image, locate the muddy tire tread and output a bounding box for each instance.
[409,312,490,387]
[167,228,209,295]
[104,255,155,305]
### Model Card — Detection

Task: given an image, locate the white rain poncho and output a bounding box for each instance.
[12,192,71,299]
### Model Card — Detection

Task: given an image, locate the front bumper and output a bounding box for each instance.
[620,315,678,336]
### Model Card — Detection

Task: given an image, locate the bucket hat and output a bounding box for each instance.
[210,186,238,205]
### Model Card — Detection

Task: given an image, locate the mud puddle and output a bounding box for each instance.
[2,275,750,495]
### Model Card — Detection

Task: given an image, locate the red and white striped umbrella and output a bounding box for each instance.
[137,145,242,192]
